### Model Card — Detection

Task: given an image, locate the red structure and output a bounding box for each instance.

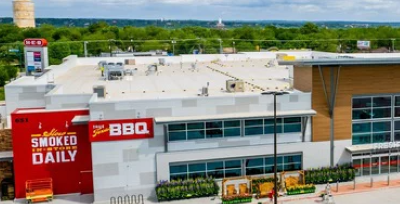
[11,109,93,199]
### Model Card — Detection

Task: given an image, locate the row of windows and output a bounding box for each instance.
[168,117,302,142]
[169,154,302,181]
[352,96,400,145]
[353,96,400,120]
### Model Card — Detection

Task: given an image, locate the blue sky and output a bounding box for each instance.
[1,0,400,21]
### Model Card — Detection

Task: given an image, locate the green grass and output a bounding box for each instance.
[0,87,5,101]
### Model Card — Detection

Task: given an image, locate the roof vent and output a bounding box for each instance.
[226,80,245,93]
[93,85,106,98]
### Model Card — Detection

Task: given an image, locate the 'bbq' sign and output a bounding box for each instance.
[89,118,154,142]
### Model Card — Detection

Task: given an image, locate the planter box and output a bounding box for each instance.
[222,198,252,204]
[286,189,315,195]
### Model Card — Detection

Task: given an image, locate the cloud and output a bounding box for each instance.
[1,0,400,21]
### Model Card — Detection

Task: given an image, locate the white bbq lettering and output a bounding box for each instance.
[110,124,121,136]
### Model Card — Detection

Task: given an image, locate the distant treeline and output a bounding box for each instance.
[2,17,400,29]
[1,22,400,66]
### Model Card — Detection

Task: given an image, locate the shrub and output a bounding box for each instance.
[155,178,219,202]
[304,164,356,184]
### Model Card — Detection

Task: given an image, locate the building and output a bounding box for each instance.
[5,51,400,202]
[13,0,36,28]
[216,18,225,30]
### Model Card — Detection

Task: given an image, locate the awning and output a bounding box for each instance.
[347,142,400,154]
[155,109,316,124]
[0,151,13,161]
[71,115,90,125]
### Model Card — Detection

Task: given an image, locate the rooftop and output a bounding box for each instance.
[41,57,293,100]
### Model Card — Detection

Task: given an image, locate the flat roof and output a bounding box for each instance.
[279,57,400,66]
[50,59,292,100]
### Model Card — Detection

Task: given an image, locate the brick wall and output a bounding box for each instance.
[0,129,12,151]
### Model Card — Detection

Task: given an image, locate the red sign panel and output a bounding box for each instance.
[11,109,93,198]
[24,39,48,47]
[89,118,154,142]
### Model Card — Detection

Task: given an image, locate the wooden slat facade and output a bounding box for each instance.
[312,65,400,142]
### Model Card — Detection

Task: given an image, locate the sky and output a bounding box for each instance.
[1,0,400,21]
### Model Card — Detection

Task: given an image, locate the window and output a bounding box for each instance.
[169,153,302,180]
[245,117,302,136]
[352,96,394,145]
[352,96,392,120]
[352,121,391,145]
[168,120,241,141]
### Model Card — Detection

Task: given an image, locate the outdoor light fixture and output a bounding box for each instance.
[261,91,290,204]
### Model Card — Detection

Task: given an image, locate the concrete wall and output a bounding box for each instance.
[89,92,313,203]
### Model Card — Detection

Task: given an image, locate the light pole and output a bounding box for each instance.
[84,41,88,57]
[261,91,290,204]
[218,39,223,54]
[233,41,236,54]
[172,40,176,56]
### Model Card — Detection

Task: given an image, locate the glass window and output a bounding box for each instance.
[284,124,301,133]
[395,108,400,117]
[284,117,301,123]
[245,127,264,135]
[189,163,206,172]
[246,158,263,167]
[373,97,391,107]
[395,96,400,106]
[187,122,204,130]
[264,118,283,125]
[352,109,372,120]
[169,132,186,141]
[224,120,240,128]
[372,108,391,119]
[353,98,372,108]
[169,124,186,131]
[224,128,241,137]
[373,121,391,132]
[246,167,264,175]
[264,125,283,134]
[284,163,301,171]
[352,134,371,145]
[225,160,241,169]
[207,161,223,171]
[206,121,223,129]
[206,129,223,138]
[395,133,400,141]
[245,119,263,126]
[372,132,391,143]
[170,165,187,174]
[395,121,400,130]
[189,172,206,179]
[285,155,302,163]
[170,174,187,181]
[225,169,242,177]
[187,130,205,140]
[353,123,371,133]
[207,170,224,179]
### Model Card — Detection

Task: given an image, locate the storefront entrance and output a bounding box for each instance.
[352,153,400,176]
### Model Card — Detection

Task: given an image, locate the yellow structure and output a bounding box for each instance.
[13,0,36,28]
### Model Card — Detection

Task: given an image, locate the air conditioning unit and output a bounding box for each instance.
[93,85,106,98]
[226,80,245,93]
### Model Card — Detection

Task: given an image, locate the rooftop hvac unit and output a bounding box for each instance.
[226,80,245,93]
[159,58,166,66]
[93,85,106,98]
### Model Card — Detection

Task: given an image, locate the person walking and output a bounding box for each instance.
[269,187,275,203]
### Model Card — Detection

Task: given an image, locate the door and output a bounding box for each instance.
[80,171,94,195]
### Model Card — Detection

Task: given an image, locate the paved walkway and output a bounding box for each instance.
[4,174,400,204]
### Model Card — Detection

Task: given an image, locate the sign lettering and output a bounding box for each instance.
[89,118,154,142]
[30,129,78,165]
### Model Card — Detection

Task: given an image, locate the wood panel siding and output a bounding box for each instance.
[312,65,400,142]
[293,65,312,92]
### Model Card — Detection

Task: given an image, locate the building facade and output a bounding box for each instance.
[13,0,36,28]
[6,51,400,203]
